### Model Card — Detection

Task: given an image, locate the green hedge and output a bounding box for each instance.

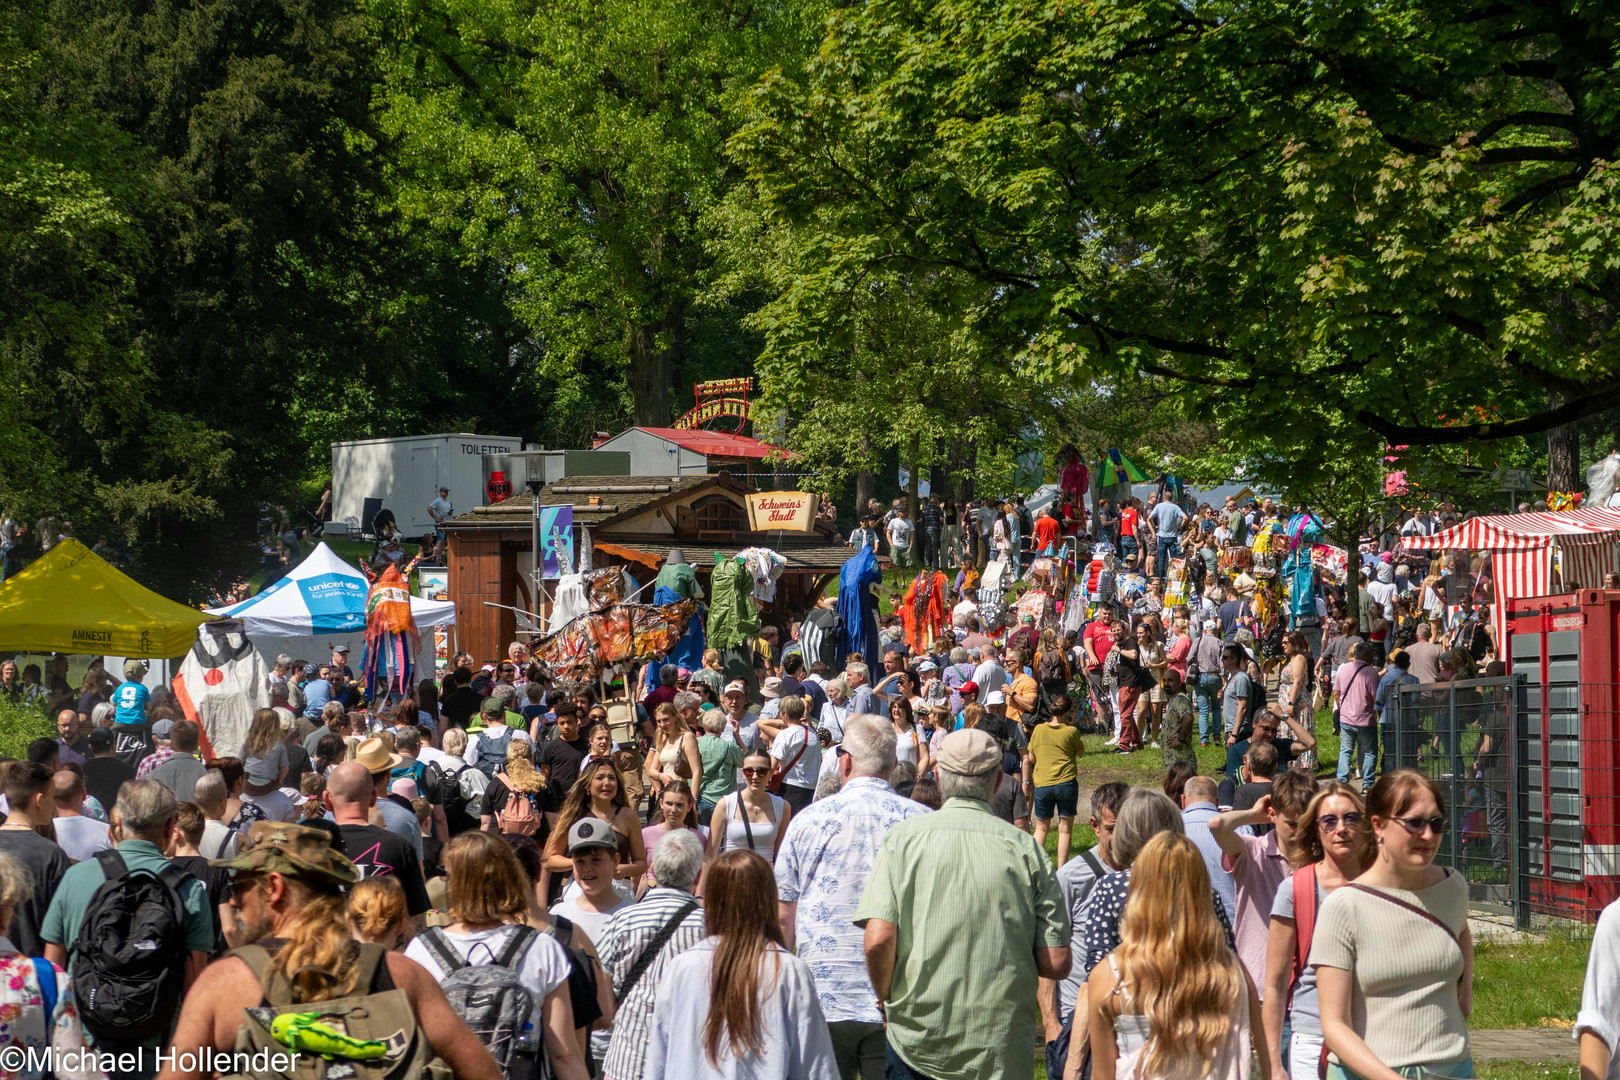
[0,697,55,760]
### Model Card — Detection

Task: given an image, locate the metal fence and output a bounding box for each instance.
[1389,675,1615,929]
[1387,677,1516,918]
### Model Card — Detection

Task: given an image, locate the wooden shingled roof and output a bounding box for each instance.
[444,474,746,531]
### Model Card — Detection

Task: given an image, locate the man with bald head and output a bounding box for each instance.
[324,760,430,918]
[1180,774,1234,925]
[54,707,90,767]
[51,769,112,861]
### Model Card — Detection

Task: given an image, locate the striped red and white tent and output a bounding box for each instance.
[1402,508,1620,649]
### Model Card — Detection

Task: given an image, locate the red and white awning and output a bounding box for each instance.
[1402,508,1620,553]
[1400,508,1620,653]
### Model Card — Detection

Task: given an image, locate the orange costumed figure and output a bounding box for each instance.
[358,555,422,699]
[901,570,949,654]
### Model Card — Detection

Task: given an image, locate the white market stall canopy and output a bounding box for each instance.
[209,542,456,635]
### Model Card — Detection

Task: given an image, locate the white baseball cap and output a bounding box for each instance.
[985,690,1007,705]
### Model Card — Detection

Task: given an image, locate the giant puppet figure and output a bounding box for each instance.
[650,547,706,682]
[1282,510,1325,625]
[358,554,423,699]
[837,545,882,675]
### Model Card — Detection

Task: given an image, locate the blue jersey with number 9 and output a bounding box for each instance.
[114,680,150,725]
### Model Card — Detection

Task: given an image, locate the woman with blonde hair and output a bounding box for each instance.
[1419,570,1446,626]
[543,760,646,901]
[480,736,549,836]
[345,875,409,950]
[1262,781,1375,1080]
[1087,832,1268,1080]
[404,831,590,1080]
[644,850,837,1079]
[646,701,701,802]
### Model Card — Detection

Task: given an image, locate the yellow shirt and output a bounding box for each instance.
[1027,722,1084,787]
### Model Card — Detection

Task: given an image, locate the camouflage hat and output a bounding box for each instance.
[210,821,360,888]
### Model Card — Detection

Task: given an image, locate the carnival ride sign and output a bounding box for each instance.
[673,378,754,432]
[745,491,819,532]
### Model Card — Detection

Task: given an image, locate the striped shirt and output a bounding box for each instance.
[596,887,705,1080]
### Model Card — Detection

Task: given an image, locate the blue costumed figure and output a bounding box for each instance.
[647,548,706,690]
[1283,512,1325,625]
[837,545,882,675]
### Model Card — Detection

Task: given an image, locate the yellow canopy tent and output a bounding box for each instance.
[0,539,208,657]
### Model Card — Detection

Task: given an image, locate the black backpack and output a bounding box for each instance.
[112,723,155,773]
[439,761,476,827]
[71,849,191,1044]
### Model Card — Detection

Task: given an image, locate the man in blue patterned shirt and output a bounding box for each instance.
[775,713,927,1080]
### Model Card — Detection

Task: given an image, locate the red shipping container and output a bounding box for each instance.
[1504,589,1620,921]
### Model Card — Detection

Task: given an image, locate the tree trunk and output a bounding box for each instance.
[906,429,921,518]
[625,305,683,427]
[949,436,975,504]
[1547,389,1581,493]
[855,466,874,520]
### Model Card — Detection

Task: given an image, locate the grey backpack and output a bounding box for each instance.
[416,925,541,1076]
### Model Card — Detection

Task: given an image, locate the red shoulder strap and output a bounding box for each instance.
[1289,864,1320,1008]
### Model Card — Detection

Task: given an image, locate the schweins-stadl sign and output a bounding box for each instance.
[745,491,819,532]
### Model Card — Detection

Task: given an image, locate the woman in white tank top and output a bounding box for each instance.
[706,751,791,864]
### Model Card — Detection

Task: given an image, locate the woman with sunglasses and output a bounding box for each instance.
[707,751,791,866]
[1315,770,1472,1080]
[1261,781,1375,1080]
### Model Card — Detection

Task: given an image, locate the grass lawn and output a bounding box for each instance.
[1472,932,1589,1030]
[1478,1064,1578,1080]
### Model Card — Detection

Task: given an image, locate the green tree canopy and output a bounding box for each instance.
[368,0,829,426]
[731,0,1620,479]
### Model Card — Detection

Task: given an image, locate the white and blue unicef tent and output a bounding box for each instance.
[209,542,455,683]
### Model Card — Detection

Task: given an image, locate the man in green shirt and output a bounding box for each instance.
[856,728,1071,1080]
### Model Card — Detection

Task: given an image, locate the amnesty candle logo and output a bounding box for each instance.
[745,491,818,532]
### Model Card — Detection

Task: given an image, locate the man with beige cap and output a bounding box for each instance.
[856,728,1071,1080]
[157,821,501,1080]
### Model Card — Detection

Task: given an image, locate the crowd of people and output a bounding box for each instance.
[0,481,1605,1080]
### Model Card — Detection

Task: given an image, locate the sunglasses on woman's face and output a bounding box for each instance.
[741,767,768,778]
[1316,812,1363,831]
[1392,814,1449,836]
